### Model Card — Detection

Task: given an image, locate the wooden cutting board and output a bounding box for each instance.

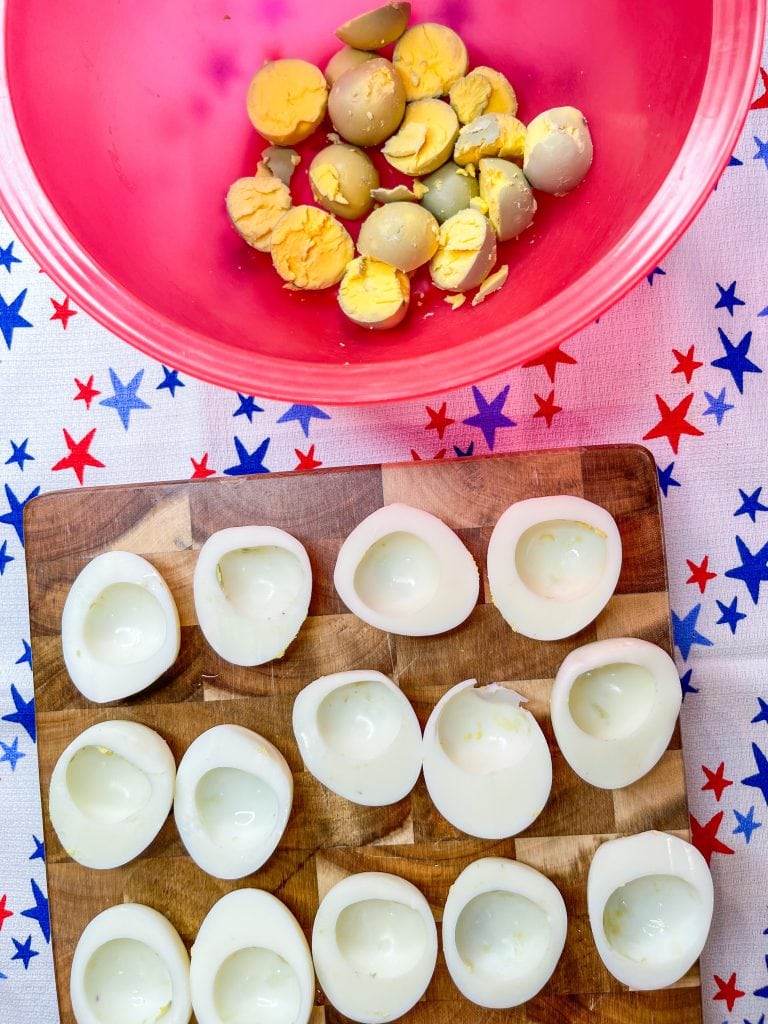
[25,444,700,1024]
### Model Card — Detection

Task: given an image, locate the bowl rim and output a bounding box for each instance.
[1,0,765,406]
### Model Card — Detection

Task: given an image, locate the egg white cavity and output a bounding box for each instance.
[422,679,552,838]
[193,526,312,666]
[442,858,567,1007]
[292,670,422,806]
[173,724,292,879]
[191,889,314,1024]
[487,496,622,640]
[551,638,682,788]
[70,903,191,1024]
[588,831,713,989]
[312,872,437,1024]
[333,504,479,636]
[49,720,175,869]
[62,551,181,702]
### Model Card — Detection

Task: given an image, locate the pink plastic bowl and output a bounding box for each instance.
[0,1,764,404]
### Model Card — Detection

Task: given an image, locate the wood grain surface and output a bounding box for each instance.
[25,445,700,1024]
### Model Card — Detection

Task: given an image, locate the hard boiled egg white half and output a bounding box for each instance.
[173,724,292,879]
[49,719,175,869]
[62,551,180,703]
[292,669,422,806]
[588,831,713,989]
[551,637,682,789]
[422,678,552,839]
[442,857,567,1007]
[70,902,191,1024]
[191,889,315,1024]
[333,503,479,636]
[193,525,312,666]
[312,871,438,1024]
[487,495,622,641]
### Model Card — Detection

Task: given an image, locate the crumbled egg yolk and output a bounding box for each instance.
[225,168,292,253]
[478,161,510,235]
[271,205,354,289]
[444,293,466,310]
[383,98,459,175]
[339,256,410,327]
[471,264,509,306]
[455,114,527,166]
[309,163,349,206]
[393,23,468,101]
[430,209,493,291]
[412,179,429,198]
[472,66,518,116]
[449,72,492,124]
[247,59,328,146]
[469,196,489,214]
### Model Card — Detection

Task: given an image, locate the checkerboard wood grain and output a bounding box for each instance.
[25,445,700,1024]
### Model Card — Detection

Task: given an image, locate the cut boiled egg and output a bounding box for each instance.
[551,638,682,789]
[193,526,312,666]
[312,871,438,1024]
[442,857,567,1007]
[292,669,422,806]
[588,831,713,989]
[487,496,622,641]
[49,719,175,869]
[191,889,315,1024]
[173,724,292,879]
[62,551,181,702]
[333,503,479,636]
[422,679,552,839]
[70,902,191,1024]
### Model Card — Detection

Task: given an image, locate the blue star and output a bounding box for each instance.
[233,394,264,422]
[156,366,185,397]
[29,836,45,862]
[657,462,681,497]
[735,487,768,523]
[753,698,768,726]
[671,604,713,661]
[702,388,734,426]
[16,639,32,669]
[757,964,768,999]
[277,404,332,438]
[10,936,38,970]
[0,288,32,349]
[463,385,516,451]
[21,879,50,943]
[745,1014,766,1024]
[716,596,747,634]
[0,483,40,546]
[727,154,743,166]
[743,742,768,807]
[732,805,762,843]
[99,368,151,430]
[724,535,768,604]
[5,438,34,471]
[715,281,746,316]
[0,241,21,273]
[680,668,699,701]
[754,135,768,170]
[0,737,25,771]
[2,683,35,742]
[759,305,768,317]
[0,539,14,576]
[647,266,666,285]
[454,442,475,458]
[224,436,271,476]
[712,328,762,393]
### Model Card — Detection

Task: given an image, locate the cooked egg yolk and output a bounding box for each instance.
[271,206,354,289]
[472,264,509,306]
[472,66,518,116]
[247,59,328,146]
[430,210,494,292]
[393,23,468,101]
[449,72,492,125]
[339,257,410,327]
[478,163,510,235]
[455,114,527,166]
[310,164,349,207]
[383,98,459,175]
[225,169,292,253]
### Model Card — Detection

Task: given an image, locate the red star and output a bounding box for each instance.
[425,402,455,440]
[294,444,322,471]
[532,390,562,428]
[713,972,745,1013]
[701,762,733,802]
[51,428,105,485]
[0,894,13,930]
[751,66,768,110]
[411,448,446,461]
[73,374,100,410]
[522,342,577,383]
[643,393,704,454]
[690,810,735,865]
[671,345,703,384]
[50,296,78,329]
[190,453,216,479]
[686,555,717,594]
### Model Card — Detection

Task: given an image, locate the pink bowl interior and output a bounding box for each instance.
[2,0,758,401]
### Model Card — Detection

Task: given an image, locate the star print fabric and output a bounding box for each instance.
[1,39,768,1024]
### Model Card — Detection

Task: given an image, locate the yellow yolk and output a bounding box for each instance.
[430,209,494,291]
[309,164,349,207]
[412,180,429,199]
[225,169,292,252]
[444,293,467,310]
[470,196,489,214]
[449,72,493,124]
[383,98,459,175]
[393,23,468,101]
[338,256,410,328]
[271,206,354,289]
[247,59,328,146]
[472,66,518,116]
[454,113,527,165]
[478,161,509,235]
[472,264,509,306]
